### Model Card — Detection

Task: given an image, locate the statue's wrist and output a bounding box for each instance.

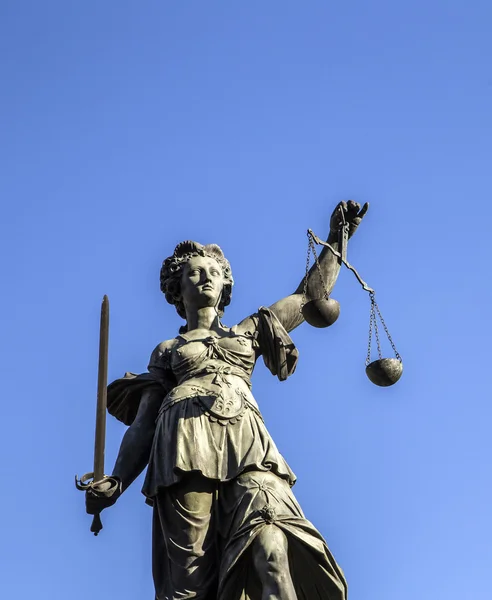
[108,473,124,493]
[327,230,340,245]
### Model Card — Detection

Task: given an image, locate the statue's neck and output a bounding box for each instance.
[185,307,220,332]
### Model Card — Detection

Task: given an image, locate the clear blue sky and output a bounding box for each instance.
[1,1,491,598]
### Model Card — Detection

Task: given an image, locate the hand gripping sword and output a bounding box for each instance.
[76,295,118,535]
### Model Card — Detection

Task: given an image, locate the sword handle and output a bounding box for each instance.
[75,473,120,535]
[91,513,103,536]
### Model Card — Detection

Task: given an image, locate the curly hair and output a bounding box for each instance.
[160,241,234,320]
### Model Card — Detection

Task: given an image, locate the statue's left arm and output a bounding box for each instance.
[269,200,368,333]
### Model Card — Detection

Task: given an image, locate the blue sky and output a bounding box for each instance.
[1,1,491,598]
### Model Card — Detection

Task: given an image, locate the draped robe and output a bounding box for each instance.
[107,307,347,600]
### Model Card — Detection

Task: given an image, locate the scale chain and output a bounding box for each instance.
[310,233,329,298]
[373,297,382,360]
[366,292,402,365]
[366,299,375,366]
[300,232,312,312]
[366,306,372,366]
[300,231,330,313]
[372,294,401,361]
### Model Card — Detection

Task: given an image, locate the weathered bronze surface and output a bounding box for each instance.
[366,358,403,386]
[302,297,340,327]
[81,201,371,599]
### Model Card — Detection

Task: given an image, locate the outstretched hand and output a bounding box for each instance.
[330,200,369,239]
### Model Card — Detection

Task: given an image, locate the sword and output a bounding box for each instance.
[76,295,114,536]
[94,294,109,486]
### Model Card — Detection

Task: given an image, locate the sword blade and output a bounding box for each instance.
[93,295,109,482]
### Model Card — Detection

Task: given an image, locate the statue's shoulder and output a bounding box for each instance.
[234,313,260,337]
[152,338,179,353]
[149,338,179,368]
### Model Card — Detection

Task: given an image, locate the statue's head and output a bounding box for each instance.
[160,241,234,321]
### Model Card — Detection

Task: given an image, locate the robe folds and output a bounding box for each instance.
[107,307,347,600]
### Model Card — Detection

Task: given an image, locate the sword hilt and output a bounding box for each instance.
[75,472,120,536]
[91,513,103,536]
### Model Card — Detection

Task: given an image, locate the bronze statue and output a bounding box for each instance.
[83,200,369,600]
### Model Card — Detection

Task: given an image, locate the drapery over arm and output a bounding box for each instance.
[257,306,299,381]
[107,345,176,426]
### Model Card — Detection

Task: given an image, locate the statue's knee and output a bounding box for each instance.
[252,526,289,574]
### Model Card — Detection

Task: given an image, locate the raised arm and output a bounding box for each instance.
[269,200,368,332]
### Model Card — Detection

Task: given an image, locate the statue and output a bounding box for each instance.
[83,200,369,600]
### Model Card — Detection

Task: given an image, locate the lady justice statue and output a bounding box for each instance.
[84,200,368,600]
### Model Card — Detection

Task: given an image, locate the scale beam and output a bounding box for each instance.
[308,229,375,294]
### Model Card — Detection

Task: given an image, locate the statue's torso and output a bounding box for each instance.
[143,320,297,492]
[159,326,260,420]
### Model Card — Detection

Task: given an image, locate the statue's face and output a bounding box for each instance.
[181,255,224,312]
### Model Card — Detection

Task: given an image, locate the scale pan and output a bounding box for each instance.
[366,358,403,387]
[302,298,340,328]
